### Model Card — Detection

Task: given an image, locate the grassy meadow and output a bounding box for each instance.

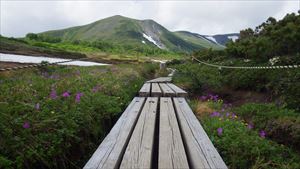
[0,63,161,168]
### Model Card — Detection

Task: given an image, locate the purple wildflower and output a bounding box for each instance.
[259,130,266,138]
[75,92,84,103]
[211,111,220,117]
[62,91,71,98]
[247,123,254,129]
[226,112,230,117]
[92,85,102,93]
[35,103,40,110]
[217,128,223,136]
[50,89,57,99]
[23,121,30,129]
[212,95,218,101]
[199,96,207,101]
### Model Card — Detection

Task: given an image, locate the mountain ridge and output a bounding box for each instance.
[39,15,238,52]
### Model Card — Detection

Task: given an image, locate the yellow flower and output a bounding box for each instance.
[51,111,55,114]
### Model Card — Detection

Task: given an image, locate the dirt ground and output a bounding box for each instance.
[0,61,32,69]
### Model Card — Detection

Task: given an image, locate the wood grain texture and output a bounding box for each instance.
[151,83,162,97]
[120,97,158,169]
[159,97,189,169]
[83,97,146,169]
[159,83,175,97]
[173,97,227,169]
[167,83,188,97]
[139,83,151,97]
[147,77,172,83]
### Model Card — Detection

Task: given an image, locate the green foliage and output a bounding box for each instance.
[234,103,300,152]
[172,63,222,93]
[201,115,300,169]
[226,13,300,61]
[0,36,85,59]
[0,63,157,168]
[195,100,300,169]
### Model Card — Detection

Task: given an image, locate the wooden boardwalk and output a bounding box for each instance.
[84,77,227,169]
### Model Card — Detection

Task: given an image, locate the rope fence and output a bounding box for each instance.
[191,56,300,70]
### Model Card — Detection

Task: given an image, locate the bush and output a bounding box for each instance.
[234,103,300,152]
[0,63,156,168]
[201,115,300,169]
[172,63,222,93]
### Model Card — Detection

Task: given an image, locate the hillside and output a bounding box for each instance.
[39,15,225,52]
[174,31,225,50]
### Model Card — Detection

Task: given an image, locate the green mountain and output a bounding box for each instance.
[40,15,224,52]
[174,31,225,50]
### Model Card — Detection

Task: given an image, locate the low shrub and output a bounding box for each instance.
[200,114,300,169]
[0,63,156,168]
[234,103,300,152]
[194,99,300,169]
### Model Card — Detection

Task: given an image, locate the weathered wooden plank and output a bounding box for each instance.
[151,83,162,97]
[83,97,146,169]
[173,97,227,169]
[167,83,188,97]
[139,83,151,97]
[120,97,158,169]
[159,83,175,97]
[159,97,189,169]
[147,77,172,83]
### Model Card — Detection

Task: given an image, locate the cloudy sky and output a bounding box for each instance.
[1,0,299,37]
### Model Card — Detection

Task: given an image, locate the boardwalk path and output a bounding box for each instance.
[84,77,227,169]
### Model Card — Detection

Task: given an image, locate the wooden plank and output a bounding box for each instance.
[159,83,175,97]
[120,97,158,169]
[159,97,189,169]
[173,97,228,169]
[147,77,172,83]
[167,83,188,97]
[151,83,162,97]
[83,97,146,169]
[139,83,151,97]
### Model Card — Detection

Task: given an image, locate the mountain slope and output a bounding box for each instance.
[40,15,225,53]
[174,31,225,50]
[202,33,240,46]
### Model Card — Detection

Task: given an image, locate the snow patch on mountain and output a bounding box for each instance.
[205,36,218,44]
[228,35,239,42]
[143,33,163,49]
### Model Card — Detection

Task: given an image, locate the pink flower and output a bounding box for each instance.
[62,91,70,97]
[75,92,84,103]
[23,121,30,129]
[217,128,223,136]
[259,130,266,138]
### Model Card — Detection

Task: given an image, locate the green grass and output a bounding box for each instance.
[0,63,159,169]
[191,98,300,169]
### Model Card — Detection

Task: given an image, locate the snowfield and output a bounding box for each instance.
[143,33,163,49]
[228,35,239,42]
[205,36,218,44]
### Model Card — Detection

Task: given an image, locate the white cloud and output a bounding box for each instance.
[0,1,298,37]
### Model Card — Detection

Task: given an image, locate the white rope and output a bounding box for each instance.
[191,56,300,69]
